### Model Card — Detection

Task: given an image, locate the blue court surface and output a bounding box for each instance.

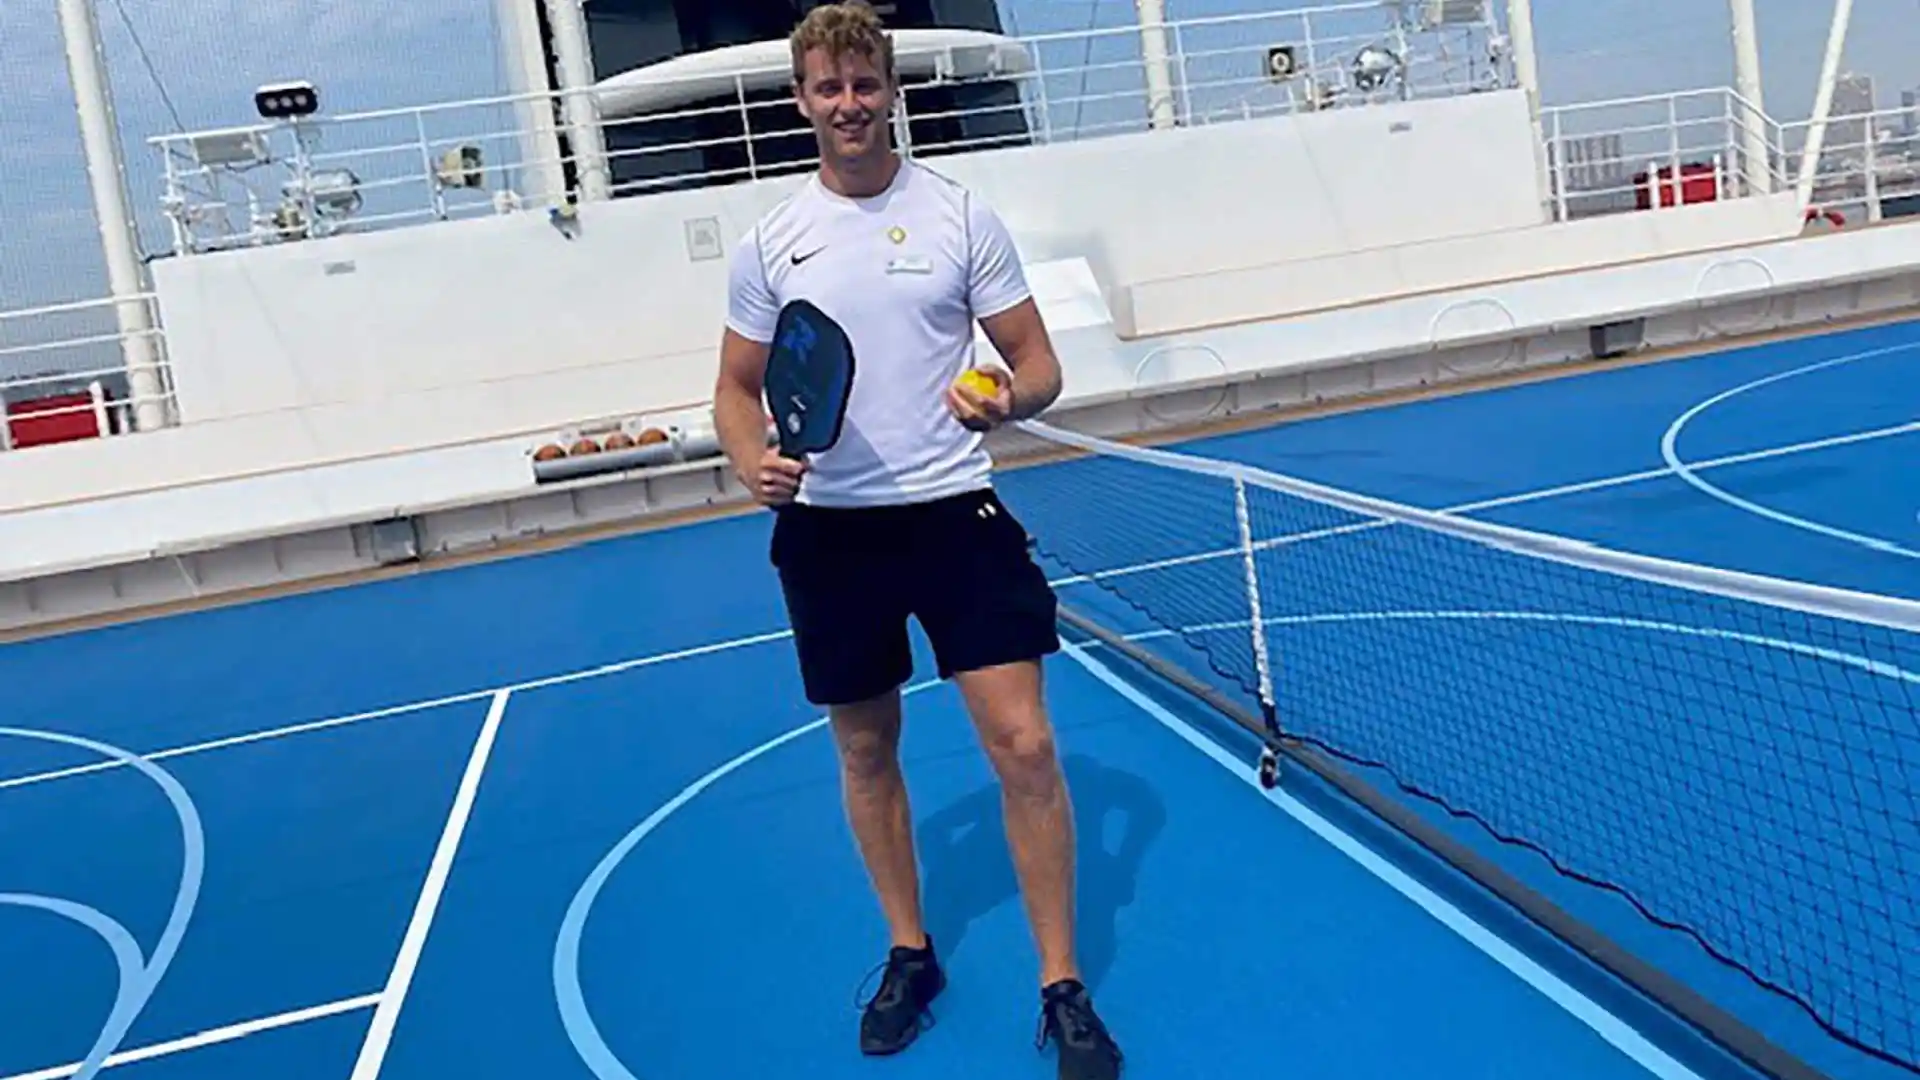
[2,316,1916,1080]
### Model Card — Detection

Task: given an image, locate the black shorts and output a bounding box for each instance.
[769,486,1061,707]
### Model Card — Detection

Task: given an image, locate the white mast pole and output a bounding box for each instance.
[545,0,612,201]
[1504,0,1541,114]
[55,0,169,432]
[1136,0,1178,130]
[496,0,569,207]
[1727,0,1773,194]
[1795,0,1855,209]
[1503,0,1550,215]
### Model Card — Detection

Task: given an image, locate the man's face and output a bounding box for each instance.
[794,46,893,161]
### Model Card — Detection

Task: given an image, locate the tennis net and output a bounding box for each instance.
[994,419,1920,1080]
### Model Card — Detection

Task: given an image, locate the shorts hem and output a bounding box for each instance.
[804,675,911,709]
[934,632,1062,682]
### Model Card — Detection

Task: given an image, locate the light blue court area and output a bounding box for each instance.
[2,315,1917,1080]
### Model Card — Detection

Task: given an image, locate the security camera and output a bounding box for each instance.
[255,80,319,120]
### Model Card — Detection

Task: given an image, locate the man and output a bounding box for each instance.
[709,4,1123,1079]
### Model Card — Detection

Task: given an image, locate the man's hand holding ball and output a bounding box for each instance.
[947,365,1014,432]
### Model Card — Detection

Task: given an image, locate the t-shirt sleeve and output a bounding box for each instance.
[966,195,1031,321]
[724,226,780,344]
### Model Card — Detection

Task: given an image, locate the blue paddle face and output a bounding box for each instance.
[765,299,855,459]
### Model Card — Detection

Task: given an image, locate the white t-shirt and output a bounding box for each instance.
[724,159,1032,508]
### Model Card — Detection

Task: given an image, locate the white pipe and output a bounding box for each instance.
[1796,0,1855,209]
[1503,0,1550,217]
[55,0,169,432]
[1504,0,1540,109]
[1864,131,1881,222]
[544,0,612,201]
[496,0,568,207]
[88,379,111,437]
[1727,0,1772,194]
[1135,0,1178,130]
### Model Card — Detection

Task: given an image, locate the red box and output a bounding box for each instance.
[7,391,102,448]
[1635,162,1721,209]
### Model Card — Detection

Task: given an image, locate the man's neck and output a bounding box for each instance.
[818,149,902,200]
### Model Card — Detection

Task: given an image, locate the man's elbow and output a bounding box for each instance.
[714,370,763,422]
[716,329,767,395]
[1032,356,1064,403]
[1038,349,1064,395]
[1013,346,1064,418]
[714,351,764,407]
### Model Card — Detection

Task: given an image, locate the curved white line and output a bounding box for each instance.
[550,609,1917,1080]
[0,727,206,1080]
[0,895,146,1077]
[551,678,946,1080]
[1659,341,1920,558]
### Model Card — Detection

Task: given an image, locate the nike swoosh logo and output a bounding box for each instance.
[791,247,826,265]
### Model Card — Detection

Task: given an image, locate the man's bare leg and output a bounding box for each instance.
[956,658,1122,1078]
[833,686,949,1057]
[829,686,927,950]
[954,659,1079,987]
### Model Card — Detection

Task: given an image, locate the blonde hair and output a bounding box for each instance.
[789,2,895,85]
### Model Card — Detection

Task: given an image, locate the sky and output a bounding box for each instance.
[0,0,1916,370]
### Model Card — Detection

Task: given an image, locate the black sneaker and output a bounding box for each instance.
[856,938,946,1055]
[1036,978,1123,1080]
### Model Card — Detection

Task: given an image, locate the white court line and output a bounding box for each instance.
[1429,419,1917,518]
[0,992,381,1080]
[0,691,499,792]
[0,630,791,794]
[1059,641,1704,1080]
[1659,341,1920,558]
[347,688,512,1080]
[2,416,1910,802]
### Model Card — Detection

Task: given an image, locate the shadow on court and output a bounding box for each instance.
[916,753,1166,990]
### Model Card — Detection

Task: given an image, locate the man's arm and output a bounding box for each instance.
[713,227,804,504]
[963,195,1062,424]
[978,298,1062,421]
[713,327,773,483]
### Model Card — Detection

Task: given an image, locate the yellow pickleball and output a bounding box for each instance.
[954,368,1000,397]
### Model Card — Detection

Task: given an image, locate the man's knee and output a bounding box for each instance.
[983,720,1062,798]
[960,664,1062,796]
[831,691,904,785]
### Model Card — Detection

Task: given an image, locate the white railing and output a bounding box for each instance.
[0,295,173,452]
[1538,88,1784,223]
[1776,101,1920,226]
[146,91,546,255]
[139,2,1814,256]
[1027,3,1507,134]
[25,6,1899,452]
[144,1,1508,254]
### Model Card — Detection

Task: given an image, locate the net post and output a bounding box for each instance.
[1232,476,1284,789]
